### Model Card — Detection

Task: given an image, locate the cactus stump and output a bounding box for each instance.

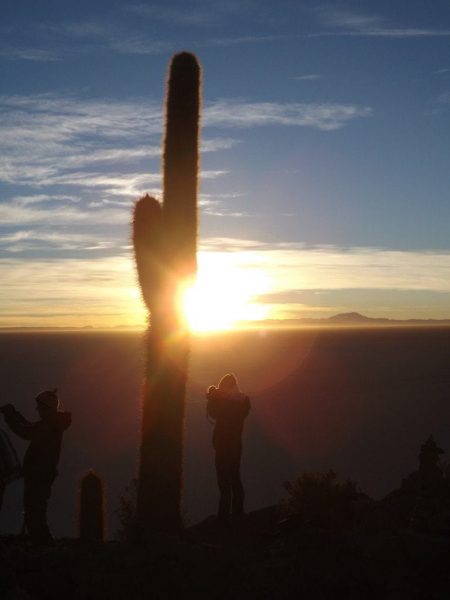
[78,470,105,543]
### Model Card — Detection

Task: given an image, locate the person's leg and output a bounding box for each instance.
[24,477,54,546]
[230,451,244,518]
[215,451,232,523]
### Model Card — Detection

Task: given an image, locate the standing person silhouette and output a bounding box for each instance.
[0,389,71,546]
[206,374,250,524]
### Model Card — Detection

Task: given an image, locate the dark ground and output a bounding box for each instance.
[1,327,450,597]
[1,507,450,599]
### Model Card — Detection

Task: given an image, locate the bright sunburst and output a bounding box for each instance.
[182,253,271,332]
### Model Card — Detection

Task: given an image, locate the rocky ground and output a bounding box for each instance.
[1,506,450,599]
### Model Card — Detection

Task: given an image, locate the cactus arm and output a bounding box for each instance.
[132,195,163,313]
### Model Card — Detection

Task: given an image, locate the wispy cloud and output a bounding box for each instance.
[127,0,257,27]
[48,13,289,54]
[0,174,228,231]
[0,92,370,268]
[199,238,450,293]
[313,7,450,38]
[204,100,372,131]
[0,255,143,328]
[316,7,382,30]
[0,47,60,61]
[39,172,160,193]
[0,200,129,227]
[109,38,171,55]
[8,194,79,206]
[203,209,247,218]
[0,94,239,195]
[200,192,249,217]
[205,34,291,46]
[350,28,450,38]
[436,91,450,105]
[0,230,117,253]
[293,74,323,81]
[0,21,172,61]
[127,4,216,26]
[49,21,172,55]
[0,94,371,190]
[201,138,241,152]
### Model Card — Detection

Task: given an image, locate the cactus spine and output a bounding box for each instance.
[78,470,105,542]
[133,52,201,533]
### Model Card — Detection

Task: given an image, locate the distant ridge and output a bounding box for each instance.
[0,325,141,332]
[327,312,379,323]
[327,312,450,325]
[1,313,450,332]
[250,312,450,328]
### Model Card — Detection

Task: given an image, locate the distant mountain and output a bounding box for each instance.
[327,312,382,323]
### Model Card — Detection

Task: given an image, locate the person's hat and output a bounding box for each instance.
[35,389,59,410]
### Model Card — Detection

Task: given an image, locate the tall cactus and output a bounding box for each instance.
[133,52,201,534]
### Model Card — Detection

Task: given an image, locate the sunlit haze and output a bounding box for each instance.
[182,252,270,332]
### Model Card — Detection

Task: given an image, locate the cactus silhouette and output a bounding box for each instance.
[78,470,105,542]
[133,52,201,533]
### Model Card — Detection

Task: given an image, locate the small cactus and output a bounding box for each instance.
[133,52,201,534]
[78,470,105,542]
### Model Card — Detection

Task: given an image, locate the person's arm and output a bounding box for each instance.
[206,395,218,420]
[207,386,223,421]
[1,405,36,440]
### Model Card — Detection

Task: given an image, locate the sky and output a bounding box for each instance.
[1,0,449,329]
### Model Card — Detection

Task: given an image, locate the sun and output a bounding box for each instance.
[181,253,270,332]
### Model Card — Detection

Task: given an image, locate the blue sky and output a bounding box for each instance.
[0,0,449,327]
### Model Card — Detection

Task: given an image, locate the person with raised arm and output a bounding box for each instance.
[0,389,71,546]
[206,374,250,524]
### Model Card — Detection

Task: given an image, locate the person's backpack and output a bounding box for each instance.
[0,428,21,484]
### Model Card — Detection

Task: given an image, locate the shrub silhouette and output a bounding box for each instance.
[78,470,105,542]
[132,52,201,534]
[283,470,362,529]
